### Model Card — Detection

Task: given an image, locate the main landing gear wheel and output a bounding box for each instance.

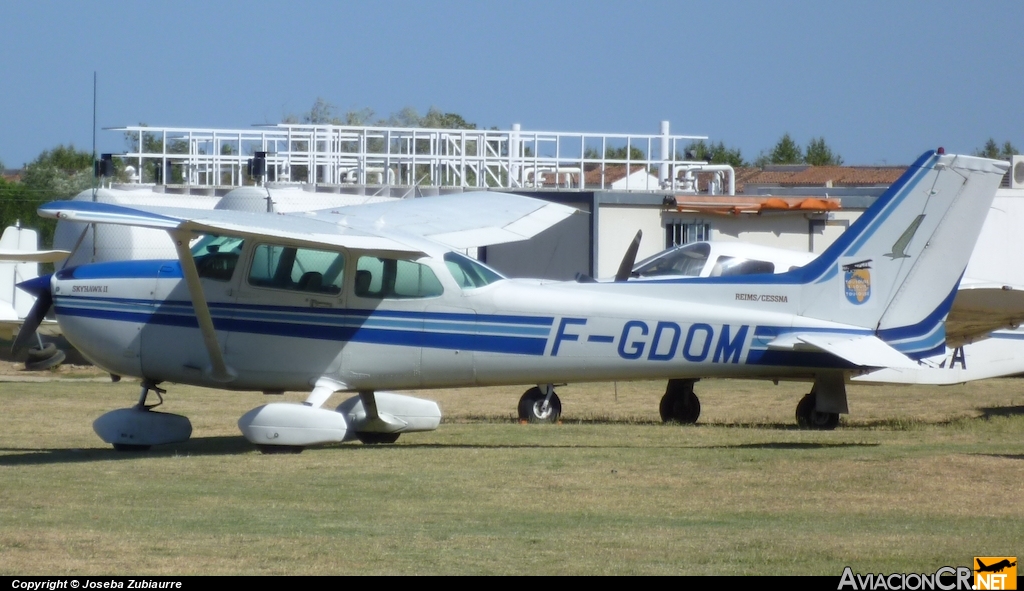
[356,432,401,444]
[795,392,840,430]
[660,379,700,424]
[518,387,561,423]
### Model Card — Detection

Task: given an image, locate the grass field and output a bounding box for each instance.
[0,373,1021,575]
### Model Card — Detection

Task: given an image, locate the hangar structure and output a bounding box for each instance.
[83,122,1024,279]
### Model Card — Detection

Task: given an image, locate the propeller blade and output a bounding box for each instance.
[12,274,54,354]
[614,230,643,282]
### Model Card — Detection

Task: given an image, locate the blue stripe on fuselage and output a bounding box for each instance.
[54,295,551,355]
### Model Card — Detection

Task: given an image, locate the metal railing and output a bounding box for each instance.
[115,122,732,194]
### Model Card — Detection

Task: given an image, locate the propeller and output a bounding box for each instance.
[12,274,54,355]
[614,230,642,282]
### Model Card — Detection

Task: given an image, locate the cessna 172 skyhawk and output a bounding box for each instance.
[15,150,1008,452]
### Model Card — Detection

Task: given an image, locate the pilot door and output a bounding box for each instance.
[139,235,243,382]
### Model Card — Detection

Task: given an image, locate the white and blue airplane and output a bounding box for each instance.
[14,150,1008,452]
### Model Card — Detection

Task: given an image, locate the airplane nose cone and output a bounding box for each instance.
[16,273,52,297]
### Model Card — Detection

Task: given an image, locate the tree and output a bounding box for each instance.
[754,134,844,167]
[682,140,747,167]
[974,138,1018,160]
[19,144,94,199]
[603,145,646,161]
[804,137,844,166]
[419,108,476,130]
[767,133,803,165]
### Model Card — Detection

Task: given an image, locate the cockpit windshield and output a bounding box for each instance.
[191,235,245,281]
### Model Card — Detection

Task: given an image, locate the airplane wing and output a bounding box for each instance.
[40,192,578,253]
[767,332,920,370]
[945,282,1024,346]
[315,191,579,249]
[39,201,429,256]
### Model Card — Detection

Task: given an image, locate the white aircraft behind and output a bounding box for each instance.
[17,150,1007,452]
[0,224,69,370]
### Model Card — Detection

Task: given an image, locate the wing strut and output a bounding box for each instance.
[171,229,236,383]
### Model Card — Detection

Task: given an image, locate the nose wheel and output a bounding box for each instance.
[518,386,561,423]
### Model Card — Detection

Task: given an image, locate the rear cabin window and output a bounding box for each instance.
[354,256,443,299]
[443,252,504,289]
[248,244,345,294]
[710,256,775,277]
[633,242,710,278]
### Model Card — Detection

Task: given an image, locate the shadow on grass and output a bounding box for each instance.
[971,453,1024,461]
[978,405,1024,418]
[0,434,883,465]
[0,436,254,465]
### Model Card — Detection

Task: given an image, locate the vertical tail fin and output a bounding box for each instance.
[796,151,1007,358]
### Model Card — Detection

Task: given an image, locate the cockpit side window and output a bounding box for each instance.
[248,244,345,294]
[192,235,245,281]
[355,256,443,299]
[443,252,504,289]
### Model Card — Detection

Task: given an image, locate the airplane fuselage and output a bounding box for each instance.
[51,256,866,394]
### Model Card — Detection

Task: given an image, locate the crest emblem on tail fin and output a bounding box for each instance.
[843,260,872,304]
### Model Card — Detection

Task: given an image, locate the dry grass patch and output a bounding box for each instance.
[0,378,1022,574]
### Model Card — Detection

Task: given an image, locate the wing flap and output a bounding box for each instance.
[321,191,578,249]
[768,332,920,369]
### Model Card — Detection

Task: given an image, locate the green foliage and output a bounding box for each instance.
[754,134,844,168]
[284,100,479,131]
[974,138,1018,160]
[603,145,646,161]
[1,144,94,246]
[682,140,747,167]
[0,177,58,247]
[804,137,844,166]
[767,133,803,165]
[19,144,94,199]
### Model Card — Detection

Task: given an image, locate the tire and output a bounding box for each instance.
[356,432,400,444]
[659,385,700,424]
[795,393,840,430]
[27,343,57,361]
[25,349,65,371]
[517,387,561,423]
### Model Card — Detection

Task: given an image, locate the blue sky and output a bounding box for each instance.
[2,0,1022,168]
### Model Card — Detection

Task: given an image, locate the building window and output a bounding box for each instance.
[665,221,711,248]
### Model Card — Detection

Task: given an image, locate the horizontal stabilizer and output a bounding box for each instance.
[768,332,919,369]
[946,282,1024,346]
[0,249,69,263]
